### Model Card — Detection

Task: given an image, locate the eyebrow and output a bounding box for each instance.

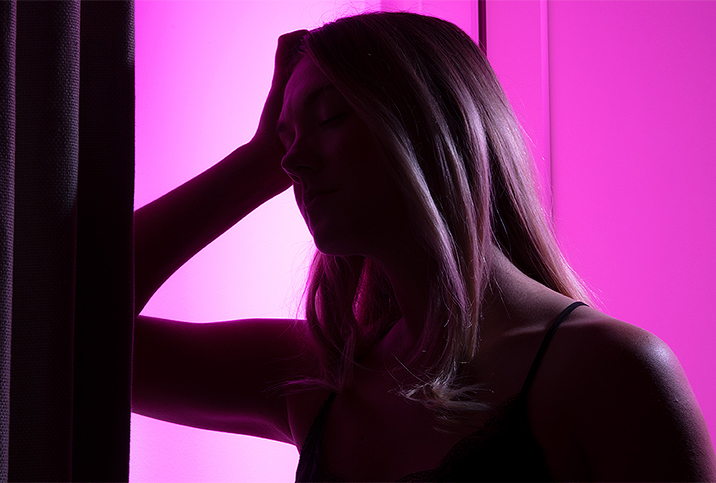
[276,83,338,136]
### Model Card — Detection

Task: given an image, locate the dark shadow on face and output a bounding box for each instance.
[278,57,413,261]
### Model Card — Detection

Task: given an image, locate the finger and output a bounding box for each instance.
[256,30,310,140]
[276,29,309,61]
[273,29,310,85]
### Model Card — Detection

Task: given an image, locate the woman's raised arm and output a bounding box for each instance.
[131,31,317,444]
[134,30,307,314]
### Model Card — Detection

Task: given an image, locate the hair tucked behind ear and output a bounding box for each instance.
[294,12,590,413]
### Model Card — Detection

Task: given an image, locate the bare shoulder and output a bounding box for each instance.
[530,306,716,481]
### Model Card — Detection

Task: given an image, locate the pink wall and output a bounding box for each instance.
[132,2,479,481]
[133,2,321,480]
[133,1,716,480]
[486,0,551,210]
[487,0,715,454]
[547,0,716,448]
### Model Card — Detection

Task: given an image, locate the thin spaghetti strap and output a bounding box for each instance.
[295,391,338,481]
[307,391,337,440]
[298,391,337,451]
[519,301,587,398]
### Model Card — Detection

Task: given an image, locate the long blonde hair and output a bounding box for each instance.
[296,12,589,410]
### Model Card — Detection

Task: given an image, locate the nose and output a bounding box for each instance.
[280,142,320,184]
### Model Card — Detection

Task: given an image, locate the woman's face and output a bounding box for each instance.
[278,57,411,259]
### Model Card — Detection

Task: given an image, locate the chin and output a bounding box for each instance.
[313,237,356,257]
[306,219,352,256]
[307,215,381,258]
[311,229,368,258]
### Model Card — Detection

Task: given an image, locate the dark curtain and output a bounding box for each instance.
[1,1,135,481]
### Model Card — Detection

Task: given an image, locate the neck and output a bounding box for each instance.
[364,246,541,370]
[361,240,432,370]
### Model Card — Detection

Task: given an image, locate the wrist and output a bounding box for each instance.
[241,138,292,195]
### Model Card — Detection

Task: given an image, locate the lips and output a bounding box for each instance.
[304,188,337,207]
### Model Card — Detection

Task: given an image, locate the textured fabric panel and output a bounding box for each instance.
[0,2,16,480]
[10,1,80,481]
[72,1,135,481]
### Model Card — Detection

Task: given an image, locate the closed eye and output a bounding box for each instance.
[320,112,348,126]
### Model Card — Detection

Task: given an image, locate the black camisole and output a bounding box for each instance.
[295,301,587,482]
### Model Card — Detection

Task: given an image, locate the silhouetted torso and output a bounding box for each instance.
[295,302,585,482]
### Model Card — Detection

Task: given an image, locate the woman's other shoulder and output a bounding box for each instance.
[531,306,716,481]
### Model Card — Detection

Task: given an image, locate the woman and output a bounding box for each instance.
[133,12,716,482]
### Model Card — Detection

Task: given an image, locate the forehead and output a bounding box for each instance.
[280,57,335,120]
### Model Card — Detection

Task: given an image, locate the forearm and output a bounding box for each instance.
[134,140,290,314]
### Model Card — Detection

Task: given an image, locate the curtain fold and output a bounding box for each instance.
[3,1,135,481]
[0,2,16,481]
[11,2,80,479]
[73,1,135,480]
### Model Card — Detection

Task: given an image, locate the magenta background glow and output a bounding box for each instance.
[547,0,716,443]
[133,1,716,481]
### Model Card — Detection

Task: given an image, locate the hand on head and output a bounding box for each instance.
[253,30,309,151]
